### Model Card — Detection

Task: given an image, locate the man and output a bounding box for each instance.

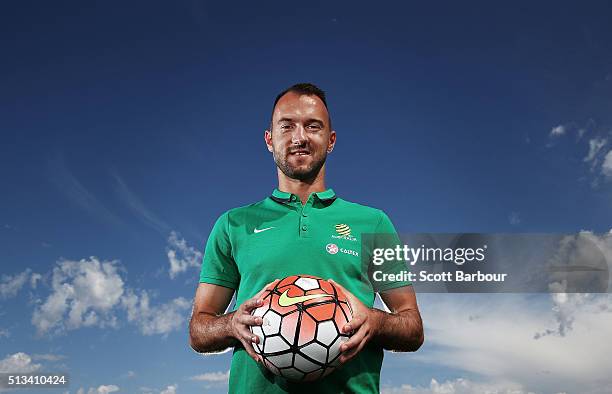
[189,83,424,393]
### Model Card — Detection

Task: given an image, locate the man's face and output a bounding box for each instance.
[265,92,336,181]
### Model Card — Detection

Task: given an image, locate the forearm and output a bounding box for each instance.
[189,311,239,353]
[371,308,424,352]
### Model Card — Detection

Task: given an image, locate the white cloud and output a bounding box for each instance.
[0,269,32,299]
[584,138,607,164]
[531,231,612,337]
[76,385,120,394]
[410,290,612,394]
[550,125,566,137]
[0,328,9,338]
[122,289,190,336]
[602,150,612,178]
[123,370,136,378]
[160,384,177,394]
[31,258,124,336]
[31,353,65,362]
[167,231,202,279]
[574,230,612,289]
[190,370,230,382]
[549,118,612,186]
[405,232,612,393]
[381,378,532,394]
[139,386,179,394]
[0,352,41,373]
[533,292,591,339]
[91,385,119,394]
[30,273,43,289]
[29,256,192,337]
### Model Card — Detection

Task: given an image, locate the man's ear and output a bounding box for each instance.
[327,130,337,153]
[264,129,273,153]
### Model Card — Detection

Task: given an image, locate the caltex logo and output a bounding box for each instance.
[326,243,339,254]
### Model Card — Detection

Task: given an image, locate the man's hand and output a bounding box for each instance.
[329,279,381,364]
[189,279,280,364]
[229,279,279,363]
[329,279,424,365]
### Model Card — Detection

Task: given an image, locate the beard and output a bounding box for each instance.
[273,147,327,181]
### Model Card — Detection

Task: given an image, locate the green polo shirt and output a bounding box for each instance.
[200,189,410,393]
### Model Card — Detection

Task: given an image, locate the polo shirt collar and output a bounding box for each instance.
[271,188,336,202]
[314,188,336,200]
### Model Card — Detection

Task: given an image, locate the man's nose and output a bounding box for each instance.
[291,124,307,144]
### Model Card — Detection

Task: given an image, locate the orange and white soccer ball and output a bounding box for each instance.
[249,274,353,381]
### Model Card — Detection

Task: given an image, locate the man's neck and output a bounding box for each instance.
[277,167,327,205]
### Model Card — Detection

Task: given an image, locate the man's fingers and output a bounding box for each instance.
[340,326,366,352]
[241,297,264,312]
[242,279,280,312]
[238,327,261,346]
[329,279,358,306]
[339,331,367,364]
[339,340,364,364]
[238,337,261,363]
[235,314,263,327]
[343,314,364,334]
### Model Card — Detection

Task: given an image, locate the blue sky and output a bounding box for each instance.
[2,1,612,393]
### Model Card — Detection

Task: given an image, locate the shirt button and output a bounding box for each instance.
[301,225,307,231]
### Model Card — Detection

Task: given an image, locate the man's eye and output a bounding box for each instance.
[307,124,322,130]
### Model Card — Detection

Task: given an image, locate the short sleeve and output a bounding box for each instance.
[368,211,411,293]
[199,212,240,289]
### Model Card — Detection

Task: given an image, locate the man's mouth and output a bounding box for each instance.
[289,149,310,156]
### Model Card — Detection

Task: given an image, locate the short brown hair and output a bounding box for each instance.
[270,83,331,129]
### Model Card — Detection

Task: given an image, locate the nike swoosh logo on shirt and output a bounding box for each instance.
[278,290,333,307]
[253,227,275,233]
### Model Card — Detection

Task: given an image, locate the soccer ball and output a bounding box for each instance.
[250,275,353,381]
